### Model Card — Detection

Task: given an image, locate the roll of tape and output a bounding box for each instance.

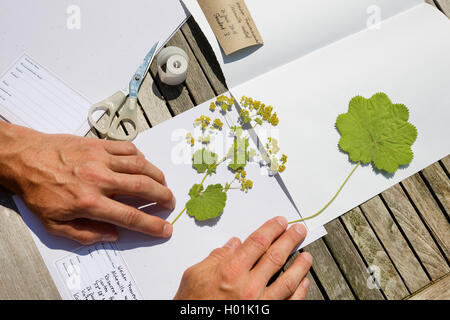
[157,46,189,86]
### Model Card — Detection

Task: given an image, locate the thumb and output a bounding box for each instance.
[46,218,118,245]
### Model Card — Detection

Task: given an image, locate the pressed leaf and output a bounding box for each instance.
[336,93,417,173]
[228,137,249,171]
[192,148,218,174]
[186,184,227,221]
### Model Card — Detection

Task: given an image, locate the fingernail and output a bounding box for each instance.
[170,197,176,209]
[293,224,306,237]
[163,223,173,237]
[223,237,239,249]
[302,278,310,289]
[276,216,287,228]
[102,235,118,242]
[302,252,313,264]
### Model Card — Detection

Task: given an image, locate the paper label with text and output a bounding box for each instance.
[198,0,263,55]
[55,242,141,300]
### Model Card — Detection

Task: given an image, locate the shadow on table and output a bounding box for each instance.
[184,17,228,90]
[12,193,175,253]
[0,186,20,214]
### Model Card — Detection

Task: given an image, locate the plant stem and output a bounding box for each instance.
[171,207,186,225]
[288,161,361,224]
[225,112,236,128]
[199,171,209,188]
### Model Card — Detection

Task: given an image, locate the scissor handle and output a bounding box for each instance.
[88,91,127,137]
[107,97,139,141]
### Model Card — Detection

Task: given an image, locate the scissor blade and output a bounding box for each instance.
[129,41,159,97]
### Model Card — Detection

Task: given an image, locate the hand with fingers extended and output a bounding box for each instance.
[174,217,313,300]
[0,122,175,245]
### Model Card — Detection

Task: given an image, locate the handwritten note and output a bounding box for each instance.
[55,242,141,300]
[198,0,263,55]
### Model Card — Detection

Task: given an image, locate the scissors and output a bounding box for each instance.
[88,42,159,141]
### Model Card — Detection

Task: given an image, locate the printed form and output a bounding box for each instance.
[0,54,93,135]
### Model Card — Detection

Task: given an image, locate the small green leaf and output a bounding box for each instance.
[228,137,249,171]
[224,182,231,192]
[186,184,227,221]
[188,184,203,198]
[336,93,417,173]
[198,135,211,144]
[192,148,218,174]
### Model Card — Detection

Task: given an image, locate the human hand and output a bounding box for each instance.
[0,125,175,245]
[174,217,312,300]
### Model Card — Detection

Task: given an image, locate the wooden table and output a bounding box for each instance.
[1,0,449,300]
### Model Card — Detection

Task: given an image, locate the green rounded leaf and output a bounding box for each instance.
[228,137,249,171]
[336,93,417,173]
[186,184,227,221]
[192,148,218,174]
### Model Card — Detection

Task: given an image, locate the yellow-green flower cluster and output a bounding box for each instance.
[194,115,211,131]
[239,109,252,124]
[235,169,253,192]
[240,96,262,111]
[269,113,279,126]
[216,95,235,112]
[217,95,235,105]
[213,118,224,130]
[266,137,281,155]
[240,96,279,126]
[278,154,288,172]
[186,132,195,146]
[264,138,287,173]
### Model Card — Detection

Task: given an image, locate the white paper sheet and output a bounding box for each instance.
[55,242,141,300]
[0,0,328,301]
[0,54,93,135]
[0,0,188,131]
[14,96,327,300]
[185,2,450,231]
[184,0,422,88]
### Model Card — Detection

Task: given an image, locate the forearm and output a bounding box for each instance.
[0,123,175,244]
[0,121,39,194]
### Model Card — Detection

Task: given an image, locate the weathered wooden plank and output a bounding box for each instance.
[341,207,409,299]
[381,184,449,280]
[304,272,324,300]
[323,219,385,299]
[435,0,450,17]
[181,17,228,95]
[303,239,355,300]
[0,188,60,300]
[137,74,173,127]
[407,273,450,300]
[283,251,324,300]
[426,0,438,9]
[440,155,450,173]
[422,162,450,215]
[360,196,430,292]
[402,174,450,259]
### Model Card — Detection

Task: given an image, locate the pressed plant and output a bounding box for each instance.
[172,93,417,225]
